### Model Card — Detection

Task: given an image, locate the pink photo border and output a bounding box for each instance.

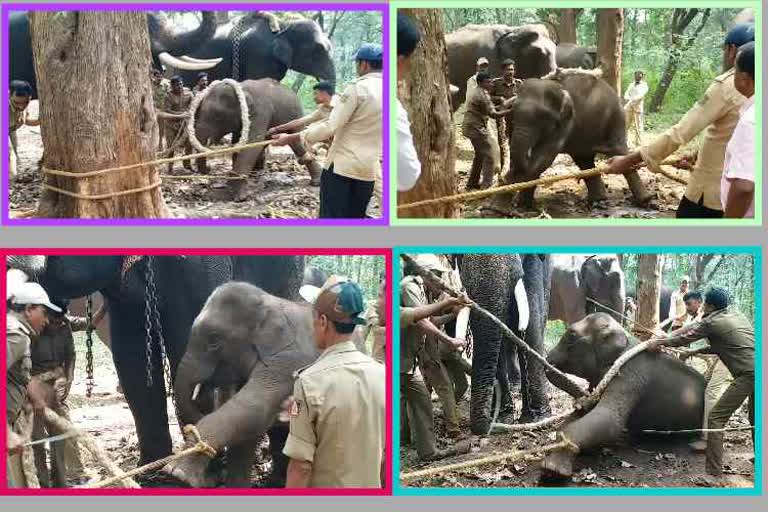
[1,247,393,496]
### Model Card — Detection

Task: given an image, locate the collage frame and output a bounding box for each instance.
[392,246,763,496]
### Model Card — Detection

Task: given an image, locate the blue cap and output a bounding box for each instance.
[725,24,754,47]
[354,43,383,62]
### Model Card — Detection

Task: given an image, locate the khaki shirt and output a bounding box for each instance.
[283,341,385,487]
[640,69,745,210]
[31,315,86,374]
[6,313,34,423]
[666,307,754,378]
[296,101,335,132]
[304,73,382,182]
[9,101,27,134]
[462,86,493,139]
[490,78,521,101]
[400,276,427,374]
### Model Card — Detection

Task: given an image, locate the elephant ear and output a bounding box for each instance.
[495,29,539,58]
[592,316,628,376]
[271,35,293,68]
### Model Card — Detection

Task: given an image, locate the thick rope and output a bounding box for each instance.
[401,437,579,481]
[400,254,587,399]
[641,426,754,435]
[187,79,251,153]
[397,158,686,213]
[43,180,161,201]
[83,425,216,489]
[42,140,272,179]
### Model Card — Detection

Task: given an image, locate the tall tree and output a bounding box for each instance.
[397,9,458,219]
[648,9,712,113]
[559,9,582,44]
[31,11,168,218]
[636,254,661,339]
[596,9,624,93]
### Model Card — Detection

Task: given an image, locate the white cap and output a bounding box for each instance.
[9,282,62,313]
[681,275,690,283]
[477,57,489,65]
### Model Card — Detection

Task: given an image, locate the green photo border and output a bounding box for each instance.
[389,2,762,226]
[391,245,763,495]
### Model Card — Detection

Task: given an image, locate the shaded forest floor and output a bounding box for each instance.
[58,333,276,488]
[8,101,380,220]
[400,378,755,488]
[450,116,690,220]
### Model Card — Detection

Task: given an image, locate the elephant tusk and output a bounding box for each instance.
[514,279,530,332]
[158,52,221,71]
[178,55,224,66]
[192,383,201,401]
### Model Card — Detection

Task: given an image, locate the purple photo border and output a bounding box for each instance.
[1,2,390,227]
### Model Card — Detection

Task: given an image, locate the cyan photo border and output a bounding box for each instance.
[392,245,763,496]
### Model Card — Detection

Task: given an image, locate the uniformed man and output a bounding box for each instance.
[192,72,209,96]
[9,80,40,176]
[678,290,734,453]
[465,57,490,101]
[371,273,387,364]
[623,70,649,147]
[648,287,754,479]
[490,59,523,176]
[30,298,106,487]
[462,72,514,190]
[283,277,385,487]
[606,24,755,218]
[400,257,469,460]
[164,76,194,173]
[150,69,170,151]
[396,12,422,192]
[267,81,337,186]
[668,276,690,330]
[272,44,383,218]
[6,283,62,488]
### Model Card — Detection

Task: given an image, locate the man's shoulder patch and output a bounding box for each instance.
[290,399,302,417]
[697,93,710,106]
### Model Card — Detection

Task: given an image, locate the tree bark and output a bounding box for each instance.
[397,9,457,219]
[596,9,624,93]
[559,9,581,44]
[30,11,168,218]
[636,254,661,339]
[648,9,711,113]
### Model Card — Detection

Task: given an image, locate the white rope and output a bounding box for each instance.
[187,79,251,153]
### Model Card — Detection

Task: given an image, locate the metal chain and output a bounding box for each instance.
[231,15,249,81]
[143,261,155,388]
[85,295,95,398]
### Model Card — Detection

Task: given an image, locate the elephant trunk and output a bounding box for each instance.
[148,11,217,57]
[509,128,535,180]
[174,355,215,426]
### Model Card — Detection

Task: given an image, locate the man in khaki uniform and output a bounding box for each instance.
[606,24,754,218]
[623,70,649,147]
[7,283,62,488]
[273,44,383,218]
[668,276,690,330]
[462,72,514,190]
[8,80,40,179]
[490,59,522,176]
[151,69,170,151]
[649,287,754,479]
[284,277,385,487]
[465,57,489,102]
[164,76,194,173]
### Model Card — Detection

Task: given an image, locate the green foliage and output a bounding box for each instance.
[545,319,567,350]
[305,255,385,303]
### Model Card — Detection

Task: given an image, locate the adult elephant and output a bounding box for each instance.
[504,69,649,208]
[191,79,318,184]
[626,286,673,326]
[447,24,557,107]
[167,282,318,487]
[555,43,597,69]
[542,313,704,479]
[458,254,552,434]
[6,255,304,465]
[175,13,335,85]
[9,11,221,98]
[549,254,625,325]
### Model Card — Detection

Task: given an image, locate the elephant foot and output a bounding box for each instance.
[586,191,608,204]
[466,180,481,191]
[631,191,655,207]
[518,406,552,425]
[163,452,216,488]
[539,449,575,481]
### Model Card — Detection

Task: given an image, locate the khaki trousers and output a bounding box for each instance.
[706,372,754,475]
[400,371,439,460]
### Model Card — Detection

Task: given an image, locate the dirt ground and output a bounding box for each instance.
[400,374,755,489]
[452,120,689,219]
[8,101,380,220]
[60,333,275,488]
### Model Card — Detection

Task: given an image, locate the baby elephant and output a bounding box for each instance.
[542,313,704,480]
[166,282,319,487]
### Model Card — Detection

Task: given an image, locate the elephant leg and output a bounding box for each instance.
[574,156,607,202]
[224,438,259,488]
[288,138,322,186]
[265,424,289,487]
[623,170,653,205]
[110,307,173,464]
[495,359,515,424]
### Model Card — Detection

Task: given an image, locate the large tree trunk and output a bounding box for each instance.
[559,9,581,44]
[596,9,623,93]
[31,11,168,218]
[648,9,711,113]
[396,9,457,219]
[636,254,661,339]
